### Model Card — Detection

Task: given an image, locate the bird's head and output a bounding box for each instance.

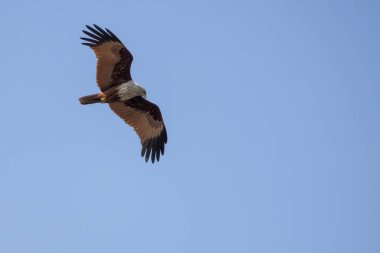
[136,83,147,98]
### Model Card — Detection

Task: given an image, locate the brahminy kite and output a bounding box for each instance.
[79,24,167,163]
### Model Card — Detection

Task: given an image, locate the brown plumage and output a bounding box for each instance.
[79,25,167,163]
[81,24,133,90]
[109,98,167,162]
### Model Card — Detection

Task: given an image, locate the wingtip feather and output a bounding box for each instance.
[81,42,95,47]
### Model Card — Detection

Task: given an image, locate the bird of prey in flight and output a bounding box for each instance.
[79,24,167,163]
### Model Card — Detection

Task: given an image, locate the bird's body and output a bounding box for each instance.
[80,80,145,104]
[79,25,167,163]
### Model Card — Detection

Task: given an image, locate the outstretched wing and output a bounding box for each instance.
[81,24,133,91]
[109,97,168,163]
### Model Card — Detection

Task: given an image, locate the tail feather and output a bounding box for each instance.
[79,94,102,105]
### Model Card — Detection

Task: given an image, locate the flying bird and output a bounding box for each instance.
[79,24,167,163]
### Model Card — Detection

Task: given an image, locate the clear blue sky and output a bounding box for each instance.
[0,0,379,252]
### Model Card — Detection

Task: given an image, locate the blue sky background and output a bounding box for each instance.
[0,0,379,252]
